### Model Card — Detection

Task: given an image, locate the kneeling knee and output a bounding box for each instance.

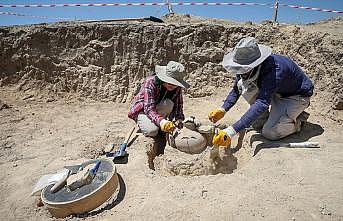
[143,128,159,137]
[262,127,283,140]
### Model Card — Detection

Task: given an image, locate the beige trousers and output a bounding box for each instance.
[261,94,310,140]
[137,99,174,137]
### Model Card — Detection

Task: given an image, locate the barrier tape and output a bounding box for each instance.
[0,2,341,14]
[279,4,343,14]
[0,11,71,19]
[0,2,271,8]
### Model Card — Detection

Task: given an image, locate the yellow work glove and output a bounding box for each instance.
[159,119,176,133]
[212,126,237,147]
[208,108,226,123]
[212,129,231,147]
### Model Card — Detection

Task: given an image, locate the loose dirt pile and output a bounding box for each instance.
[154,145,240,176]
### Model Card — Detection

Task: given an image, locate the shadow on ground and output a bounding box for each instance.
[250,122,324,156]
[76,173,126,218]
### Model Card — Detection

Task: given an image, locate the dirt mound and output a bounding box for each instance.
[154,146,238,176]
[161,13,246,26]
[304,16,343,39]
[0,14,342,124]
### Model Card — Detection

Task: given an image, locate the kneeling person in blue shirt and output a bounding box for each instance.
[209,37,314,147]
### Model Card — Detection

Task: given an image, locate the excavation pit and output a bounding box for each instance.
[153,146,239,176]
[151,126,253,176]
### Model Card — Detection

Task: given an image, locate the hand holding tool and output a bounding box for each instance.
[160,119,176,133]
[212,129,231,147]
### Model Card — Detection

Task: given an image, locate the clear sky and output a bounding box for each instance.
[0,0,342,26]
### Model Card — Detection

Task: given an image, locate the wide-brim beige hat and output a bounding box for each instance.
[222,37,272,74]
[155,61,190,89]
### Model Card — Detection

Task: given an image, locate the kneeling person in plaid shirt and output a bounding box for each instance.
[128,61,190,138]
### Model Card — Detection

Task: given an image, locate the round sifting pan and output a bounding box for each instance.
[41,158,119,218]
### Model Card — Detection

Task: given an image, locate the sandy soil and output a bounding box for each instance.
[1,85,342,221]
[1,14,343,221]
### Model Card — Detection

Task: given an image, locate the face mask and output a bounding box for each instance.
[237,65,261,104]
[241,67,260,84]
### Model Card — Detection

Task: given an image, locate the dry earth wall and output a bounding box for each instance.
[0,19,342,120]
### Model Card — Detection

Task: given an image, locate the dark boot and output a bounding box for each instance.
[295,111,310,132]
[297,111,310,122]
[153,131,167,156]
[146,139,155,170]
[146,131,167,170]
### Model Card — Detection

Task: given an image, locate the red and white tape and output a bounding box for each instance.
[0,2,341,14]
[0,2,271,8]
[279,4,342,14]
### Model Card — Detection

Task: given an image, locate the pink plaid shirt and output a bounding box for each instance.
[128,76,185,126]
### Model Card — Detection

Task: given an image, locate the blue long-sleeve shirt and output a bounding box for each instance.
[222,54,314,133]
